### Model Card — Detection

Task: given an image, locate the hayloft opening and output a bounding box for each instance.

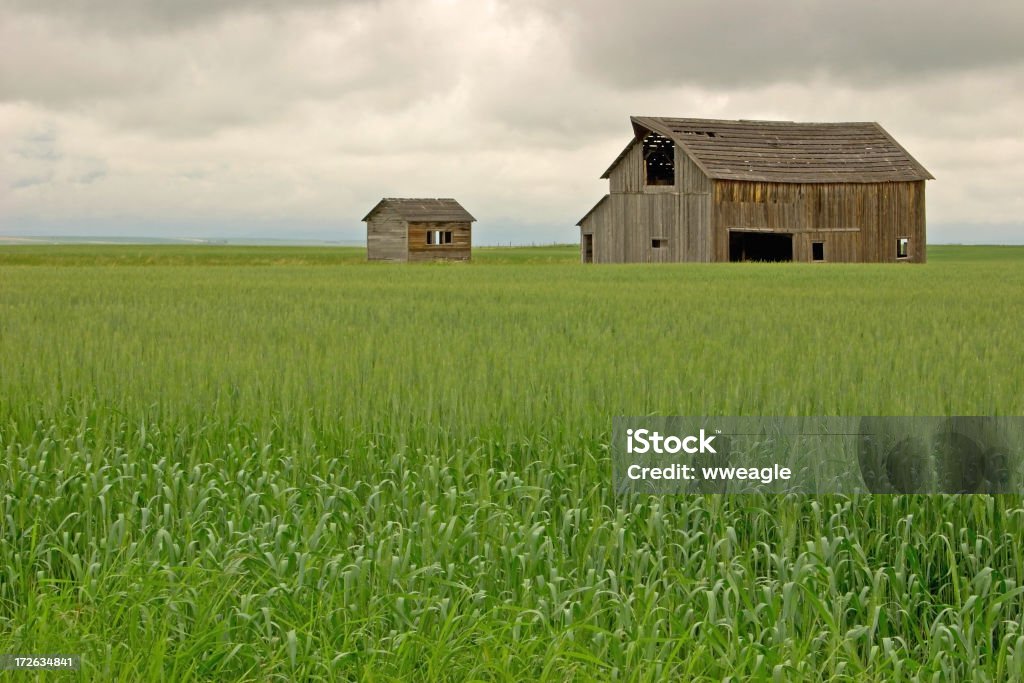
[812,242,825,261]
[643,134,675,186]
[729,231,793,262]
[896,238,909,259]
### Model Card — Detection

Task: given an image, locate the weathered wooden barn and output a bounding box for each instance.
[578,117,933,263]
[364,198,475,262]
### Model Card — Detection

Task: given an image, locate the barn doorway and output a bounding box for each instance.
[729,231,793,262]
[582,234,594,263]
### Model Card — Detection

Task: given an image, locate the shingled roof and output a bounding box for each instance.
[602,117,933,183]
[362,198,475,222]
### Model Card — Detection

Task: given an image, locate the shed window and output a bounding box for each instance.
[896,237,909,259]
[652,239,666,249]
[812,242,824,261]
[643,134,675,186]
[427,230,453,246]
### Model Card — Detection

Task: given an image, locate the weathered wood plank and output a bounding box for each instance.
[407,222,472,261]
[366,205,408,261]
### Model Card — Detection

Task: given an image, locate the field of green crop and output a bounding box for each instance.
[1,245,1023,681]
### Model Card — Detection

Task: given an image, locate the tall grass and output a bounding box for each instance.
[1,245,1023,680]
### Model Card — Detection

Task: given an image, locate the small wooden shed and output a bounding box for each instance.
[579,117,933,264]
[363,198,475,262]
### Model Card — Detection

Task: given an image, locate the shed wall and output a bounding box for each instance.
[407,222,472,261]
[366,206,408,261]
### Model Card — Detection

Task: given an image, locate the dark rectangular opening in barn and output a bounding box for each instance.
[426,230,453,246]
[812,241,825,261]
[652,239,666,249]
[729,231,793,262]
[643,134,675,186]
[896,237,909,259]
[582,234,593,262]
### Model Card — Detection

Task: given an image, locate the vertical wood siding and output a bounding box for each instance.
[677,148,712,194]
[712,180,926,263]
[579,191,711,263]
[608,141,643,193]
[608,138,711,196]
[366,206,408,261]
[582,145,713,263]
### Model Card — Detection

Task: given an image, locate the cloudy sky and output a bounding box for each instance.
[2,0,1023,244]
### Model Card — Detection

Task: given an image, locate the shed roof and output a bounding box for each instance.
[362,198,475,222]
[602,117,933,183]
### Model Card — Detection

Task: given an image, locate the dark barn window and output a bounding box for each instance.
[652,239,666,249]
[812,242,825,261]
[643,134,675,186]
[896,237,909,259]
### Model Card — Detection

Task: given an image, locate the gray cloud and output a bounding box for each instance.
[1,0,1022,244]
[542,0,1024,89]
[0,2,470,137]
[11,174,52,189]
[0,0,366,34]
[11,127,59,160]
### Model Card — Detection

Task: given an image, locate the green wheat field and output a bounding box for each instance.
[1,244,1023,681]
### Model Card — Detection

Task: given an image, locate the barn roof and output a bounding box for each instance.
[362,198,475,222]
[602,117,933,183]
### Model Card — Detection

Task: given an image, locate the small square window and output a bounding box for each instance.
[896,238,909,259]
[652,239,666,249]
[812,242,824,261]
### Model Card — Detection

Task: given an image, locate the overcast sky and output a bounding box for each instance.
[2,0,1023,244]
